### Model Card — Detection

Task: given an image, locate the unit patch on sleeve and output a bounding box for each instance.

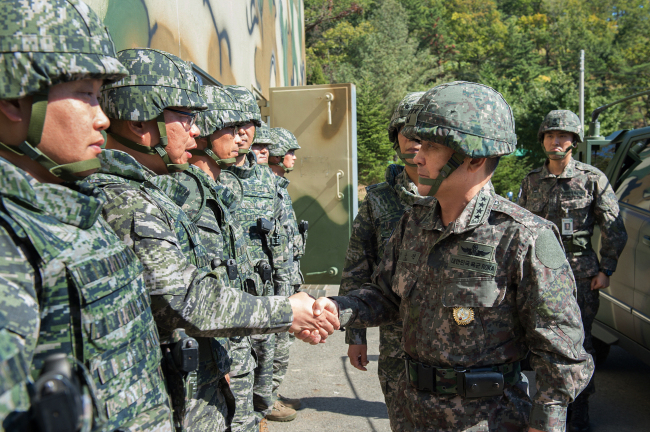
[398,249,421,264]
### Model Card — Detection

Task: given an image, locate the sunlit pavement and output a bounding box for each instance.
[270,328,650,432]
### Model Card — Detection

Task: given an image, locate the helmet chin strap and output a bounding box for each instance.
[108,114,189,172]
[189,133,237,168]
[417,152,465,197]
[394,142,417,167]
[238,148,250,155]
[0,93,101,181]
[269,159,293,172]
[544,143,576,160]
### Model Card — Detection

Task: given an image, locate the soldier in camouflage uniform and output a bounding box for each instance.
[312,82,594,432]
[338,92,422,417]
[229,85,259,167]
[220,90,295,426]
[266,127,307,420]
[185,84,262,432]
[0,1,173,430]
[519,110,627,432]
[87,50,336,432]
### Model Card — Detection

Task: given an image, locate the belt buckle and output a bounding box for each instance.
[454,367,467,397]
[417,363,435,393]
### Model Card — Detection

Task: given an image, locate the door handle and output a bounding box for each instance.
[336,170,344,200]
[325,93,334,125]
[643,235,650,246]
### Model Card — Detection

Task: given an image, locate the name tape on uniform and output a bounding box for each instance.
[448,255,497,276]
[399,249,421,264]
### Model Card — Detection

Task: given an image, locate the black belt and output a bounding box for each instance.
[405,357,521,398]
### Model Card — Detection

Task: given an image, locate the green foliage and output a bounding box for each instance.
[304,0,650,186]
[491,156,535,198]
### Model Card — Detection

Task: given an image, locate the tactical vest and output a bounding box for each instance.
[0,170,171,431]
[225,159,288,295]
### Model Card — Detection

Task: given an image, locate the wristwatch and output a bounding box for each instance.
[600,268,614,277]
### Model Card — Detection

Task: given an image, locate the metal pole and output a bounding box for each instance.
[580,50,585,130]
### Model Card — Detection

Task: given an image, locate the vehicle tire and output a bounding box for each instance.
[593,337,611,367]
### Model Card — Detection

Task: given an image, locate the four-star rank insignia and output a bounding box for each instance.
[453,307,475,325]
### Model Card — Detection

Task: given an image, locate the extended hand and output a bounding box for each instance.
[288,292,340,344]
[348,344,369,371]
[591,272,610,290]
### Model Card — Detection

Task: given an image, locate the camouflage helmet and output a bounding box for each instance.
[537,110,583,143]
[388,91,426,167]
[196,85,245,137]
[269,128,300,172]
[0,0,129,181]
[253,121,276,145]
[225,85,262,126]
[190,85,245,167]
[401,81,516,196]
[100,48,206,172]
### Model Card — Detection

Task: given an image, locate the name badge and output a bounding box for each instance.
[398,249,420,264]
[561,218,573,235]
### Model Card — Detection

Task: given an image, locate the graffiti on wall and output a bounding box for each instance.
[85,0,305,98]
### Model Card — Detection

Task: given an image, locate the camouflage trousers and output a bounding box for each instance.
[229,371,258,432]
[389,370,531,431]
[377,355,403,417]
[272,332,294,399]
[575,277,599,398]
[252,333,276,419]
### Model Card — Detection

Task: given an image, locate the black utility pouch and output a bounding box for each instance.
[256,260,272,283]
[257,218,273,235]
[225,258,238,280]
[298,220,309,234]
[460,370,504,398]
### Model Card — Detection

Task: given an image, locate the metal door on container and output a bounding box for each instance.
[263,84,357,286]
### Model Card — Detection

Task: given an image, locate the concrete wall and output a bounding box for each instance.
[85,0,306,98]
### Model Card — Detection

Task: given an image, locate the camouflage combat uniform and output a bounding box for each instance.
[0,2,172,430]
[331,82,594,432]
[90,50,293,432]
[339,164,419,411]
[268,127,305,402]
[222,122,291,419]
[339,92,423,413]
[186,85,262,432]
[519,112,627,403]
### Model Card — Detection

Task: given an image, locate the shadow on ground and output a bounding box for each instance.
[298,396,388,418]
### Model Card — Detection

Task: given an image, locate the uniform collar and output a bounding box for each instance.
[418,182,495,234]
[540,158,577,179]
[227,152,256,179]
[393,167,420,207]
[94,149,189,208]
[0,157,103,229]
[277,176,290,189]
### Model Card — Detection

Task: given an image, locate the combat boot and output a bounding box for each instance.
[568,397,590,432]
[278,394,302,410]
[266,400,297,422]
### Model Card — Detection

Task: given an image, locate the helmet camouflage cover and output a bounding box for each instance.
[0,0,128,100]
[402,81,517,158]
[388,91,426,145]
[269,128,300,157]
[0,0,128,181]
[197,85,245,137]
[254,121,276,145]
[225,85,262,126]
[537,110,583,143]
[101,48,206,121]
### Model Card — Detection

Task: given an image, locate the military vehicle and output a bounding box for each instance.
[84,0,358,294]
[577,89,650,366]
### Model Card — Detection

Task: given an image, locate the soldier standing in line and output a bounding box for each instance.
[228,85,259,168]
[310,82,594,432]
[266,127,307,421]
[185,84,265,432]
[338,92,422,417]
[86,50,338,432]
[0,1,173,430]
[220,94,294,429]
[519,110,627,432]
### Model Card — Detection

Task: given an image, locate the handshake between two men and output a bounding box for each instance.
[288,292,340,344]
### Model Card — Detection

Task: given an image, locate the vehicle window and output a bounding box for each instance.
[591,141,618,173]
[616,138,650,212]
